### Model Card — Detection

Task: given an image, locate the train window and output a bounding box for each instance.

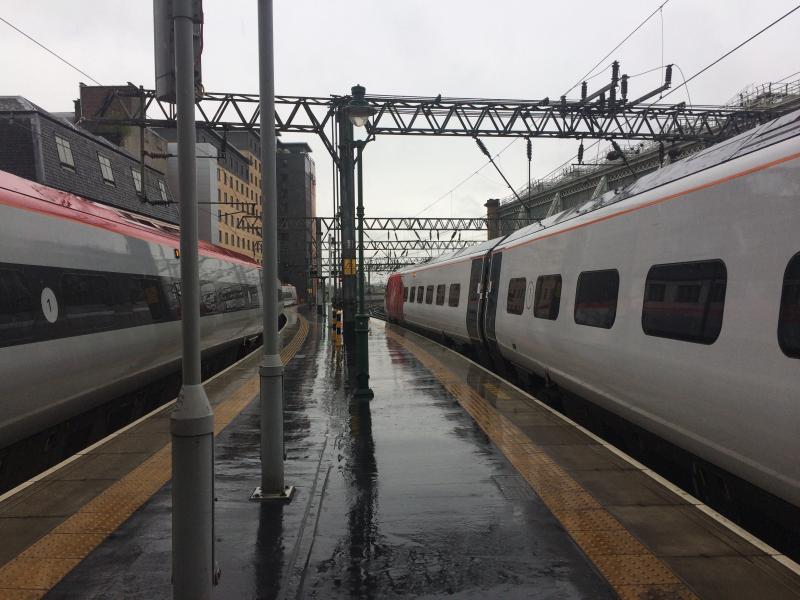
[506,277,526,315]
[416,286,424,303]
[448,283,461,307]
[98,154,115,186]
[534,275,562,320]
[61,273,115,330]
[778,253,800,358]
[425,285,434,304]
[130,278,167,322]
[0,269,35,341]
[55,136,75,170]
[200,281,219,314]
[247,285,261,308]
[402,286,408,301]
[574,269,619,329]
[436,284,446,306]
[641,260,726,344]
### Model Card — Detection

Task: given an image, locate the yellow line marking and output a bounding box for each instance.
[0,316,309,598]
[386,326,699,600]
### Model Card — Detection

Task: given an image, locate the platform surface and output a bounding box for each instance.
[34,312,611,599]
[2,311,799,599]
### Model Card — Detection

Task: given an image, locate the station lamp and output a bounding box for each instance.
[347,84,376,127]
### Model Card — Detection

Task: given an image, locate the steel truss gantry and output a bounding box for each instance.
[80,85,786,164]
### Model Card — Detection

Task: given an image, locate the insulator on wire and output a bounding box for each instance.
[526,138,532,162]
[474,137,490,158]
[577,141,584,164]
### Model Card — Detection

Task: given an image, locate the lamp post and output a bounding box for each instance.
[251,0,293,503]
[346,85,375,400]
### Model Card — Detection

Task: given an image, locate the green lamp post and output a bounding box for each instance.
[347,84,375,400]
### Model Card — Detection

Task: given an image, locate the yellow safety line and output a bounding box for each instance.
[0,316,309,598]
[386,327,699,600]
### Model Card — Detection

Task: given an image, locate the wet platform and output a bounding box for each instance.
[1,310,799,599]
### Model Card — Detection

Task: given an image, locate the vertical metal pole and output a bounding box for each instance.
[316,217,324,314]
[252,0,292,502]
[354,143,373,399]
[338,109,356,346]
[170,0,215,597]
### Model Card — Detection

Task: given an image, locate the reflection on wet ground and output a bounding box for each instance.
[47,311,611,599]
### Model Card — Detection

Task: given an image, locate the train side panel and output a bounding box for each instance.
[491,139,800,507]
[0,184,262,448]
[400,260,474,345]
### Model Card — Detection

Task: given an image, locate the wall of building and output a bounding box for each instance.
[277,143,316,303]
[0,116,36,181]
[0,98,178,224]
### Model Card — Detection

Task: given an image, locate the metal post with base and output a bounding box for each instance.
[353,140,374,400]
[169,0,218,596]
[250,0,294,503]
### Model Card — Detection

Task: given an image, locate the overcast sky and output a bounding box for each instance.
[2,1,798,236]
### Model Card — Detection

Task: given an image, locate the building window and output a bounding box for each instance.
[534,275,562,320]
[436,284,446,306]
[574,269,619,329]
[642,260,726,344]
[225,232,229,244]
[219,231,223,242]
[425,285,434,304]
[55,136,75,170]
[97,154,115,185]
[448,283,461,307]
[159,180,168,202]
[506,277,526,315]
[131,168,142,193]
[779,252,800,358]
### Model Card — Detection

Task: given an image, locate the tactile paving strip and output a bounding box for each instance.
[386,326,699,600]
[0,316,309,598]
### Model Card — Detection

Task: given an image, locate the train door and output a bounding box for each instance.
[466,258,484,344]
[483,252,504,362]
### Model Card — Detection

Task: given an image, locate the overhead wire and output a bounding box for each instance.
[413,1,672,219]
[775,70,800,83]
[412,137,518,217]
[657,3,800,103]
[531,3,800,188]
[562,0,671,97]
[0,15,103,86]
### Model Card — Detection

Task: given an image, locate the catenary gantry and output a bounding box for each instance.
[82,85,786,164]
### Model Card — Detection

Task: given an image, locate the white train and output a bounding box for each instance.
[386,109,800,510]
[0,171,274,455]
[281,283,298,307]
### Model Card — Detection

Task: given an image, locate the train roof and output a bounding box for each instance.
[392,236,506,275]
[394,106,800,276]
[495,107,800,250]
